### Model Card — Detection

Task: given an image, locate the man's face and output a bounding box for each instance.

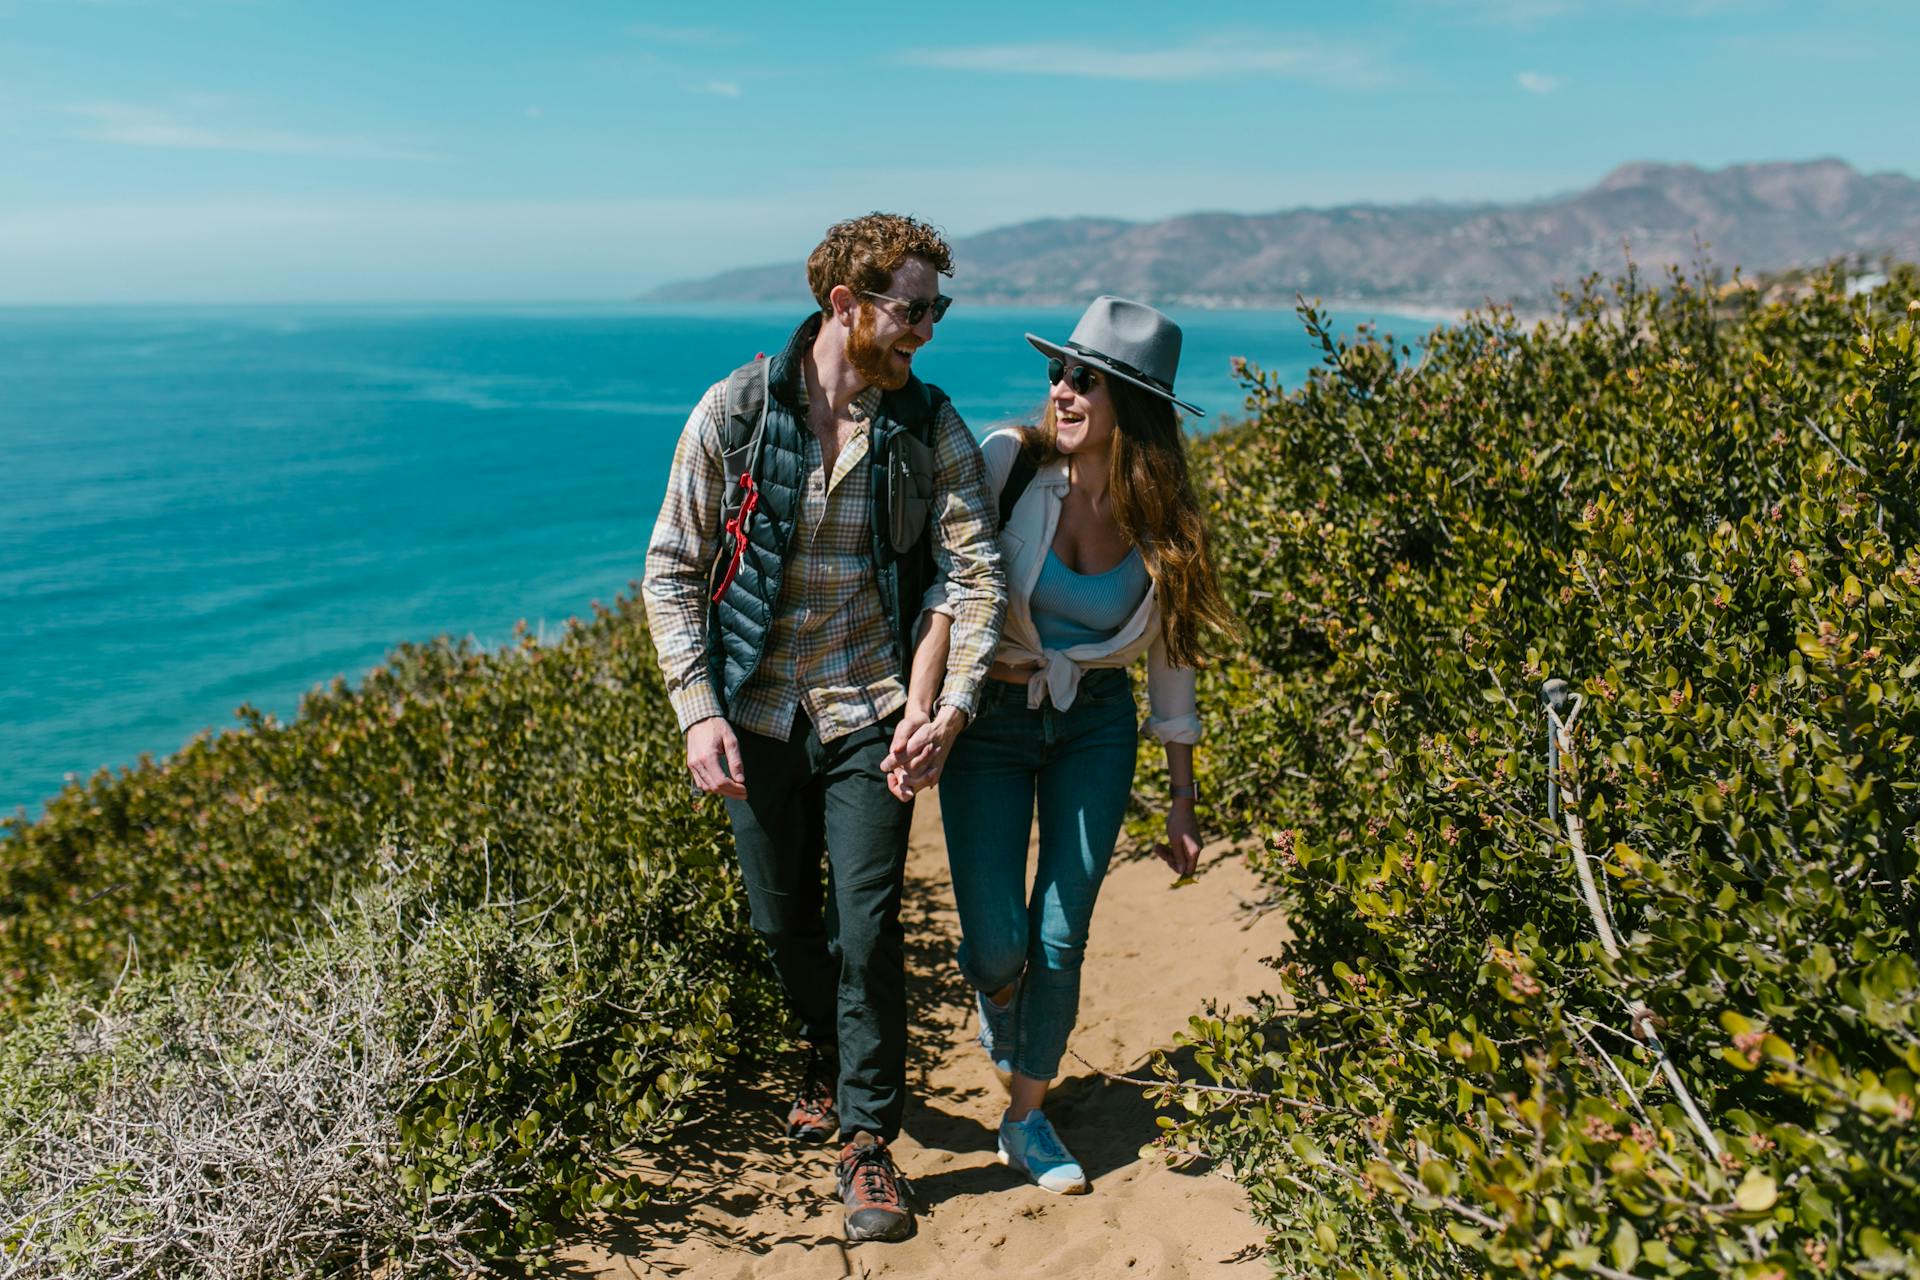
[845,256,939,391]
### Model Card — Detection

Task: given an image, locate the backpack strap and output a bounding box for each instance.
[709,356,770,603]
[997,446,1039,532]
[719,356,769,517]
[872,378,947,558]
[869,379,950,679]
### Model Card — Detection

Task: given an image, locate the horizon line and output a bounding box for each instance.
[0,297,1464,312]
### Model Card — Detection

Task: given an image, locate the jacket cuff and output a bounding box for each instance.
[669,681,726,733]
[936,682,982,721]
[1142,711,1201,745]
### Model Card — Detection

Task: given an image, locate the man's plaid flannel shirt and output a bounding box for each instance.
[642,376,1004,743]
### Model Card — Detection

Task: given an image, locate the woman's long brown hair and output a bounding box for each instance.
[1021,375,1242,668]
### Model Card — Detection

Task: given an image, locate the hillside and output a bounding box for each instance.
[645,158,1920,309]
[6,266,1915,1278]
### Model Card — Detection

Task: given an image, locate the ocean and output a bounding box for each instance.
[0,302,1435,816]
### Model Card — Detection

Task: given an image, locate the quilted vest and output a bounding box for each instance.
[706,312,947,714]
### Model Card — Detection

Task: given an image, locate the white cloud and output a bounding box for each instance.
[900,35,1393,90]
[624,23,736,45]
[695,81,742,98]
[1720,32,1877,61]
[1427,0,1771,24]
[1516,70,1562,94]
[1416,0,1580,27]
[64,101,434,160]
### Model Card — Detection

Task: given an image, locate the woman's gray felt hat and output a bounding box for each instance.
[1026,295,1204,418]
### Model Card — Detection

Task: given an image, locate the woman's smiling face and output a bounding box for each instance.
[1048,359,1118,455]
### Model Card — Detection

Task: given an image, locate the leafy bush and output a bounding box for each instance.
[1,596,760,1014]
[1161,266,1920,1277]
[1,861,735,1277]
[0,597,780,1272]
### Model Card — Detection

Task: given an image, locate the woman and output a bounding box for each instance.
[898,296,1239,1195]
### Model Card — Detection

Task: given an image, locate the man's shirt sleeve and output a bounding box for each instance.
[642,382,729,731]
[927,401,1007,718]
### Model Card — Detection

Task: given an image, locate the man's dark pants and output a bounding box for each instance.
[723,708,913,1140]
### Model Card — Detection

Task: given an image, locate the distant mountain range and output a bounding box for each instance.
[646,159,1920,311]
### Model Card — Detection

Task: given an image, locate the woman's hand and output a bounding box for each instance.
[1155,801,1203,878]
[883,705,968,800]
[882,703,931,802]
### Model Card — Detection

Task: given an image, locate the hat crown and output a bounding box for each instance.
[1065,296,1184,389]
[1024,294,1203,416]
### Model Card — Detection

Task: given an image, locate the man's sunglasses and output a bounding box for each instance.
[1047,357,1100,394]
[862,291,953,326]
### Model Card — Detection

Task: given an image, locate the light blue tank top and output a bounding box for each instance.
[1030,545,1150,649]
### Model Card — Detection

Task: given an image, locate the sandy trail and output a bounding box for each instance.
[560,792,1285,1278]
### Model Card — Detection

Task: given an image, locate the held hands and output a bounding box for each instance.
[881,704,967,802]
[685,716,747,800]
[881,703,930,802]
[1155,801,1203,879]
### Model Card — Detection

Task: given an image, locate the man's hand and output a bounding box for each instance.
[686,716,747,799]
[882,704,933,802]
[884,705,968,799]
[1155,802,1203,879]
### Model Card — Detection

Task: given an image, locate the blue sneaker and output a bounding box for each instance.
[975,983,1018,1076]
[997,1109,1089,1194]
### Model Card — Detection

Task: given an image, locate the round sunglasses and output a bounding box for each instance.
[861,290,953,326]
[1046,357,1100,394]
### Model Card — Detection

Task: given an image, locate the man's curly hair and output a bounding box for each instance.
[806,213,953,312]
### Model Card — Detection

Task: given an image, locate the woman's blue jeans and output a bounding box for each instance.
[939,667,1138,1081]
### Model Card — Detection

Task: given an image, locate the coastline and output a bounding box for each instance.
[626,292,1484,325]
[2,303,1433,820]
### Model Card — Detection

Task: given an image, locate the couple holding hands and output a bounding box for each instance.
[641,211,1236,1243]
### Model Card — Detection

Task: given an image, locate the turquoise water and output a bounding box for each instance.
[0,302,1433,816]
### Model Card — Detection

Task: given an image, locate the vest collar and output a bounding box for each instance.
[768,312,825,410]
[768,311,887,423]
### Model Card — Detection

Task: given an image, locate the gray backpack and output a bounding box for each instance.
[708,355,942,601]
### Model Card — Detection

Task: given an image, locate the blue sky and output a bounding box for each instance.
[2,0,1915,303]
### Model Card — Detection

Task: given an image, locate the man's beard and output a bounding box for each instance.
[846,304,911,391]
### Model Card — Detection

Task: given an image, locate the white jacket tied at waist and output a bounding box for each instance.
[924,427,1200,744]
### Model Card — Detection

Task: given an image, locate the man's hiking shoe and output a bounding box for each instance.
[975,981,1018,1078]
[785,1046,838,1142]
[998,1109,1089,1195]
[837,1132,914,1242]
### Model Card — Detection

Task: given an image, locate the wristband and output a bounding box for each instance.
[1170,783,1199,801]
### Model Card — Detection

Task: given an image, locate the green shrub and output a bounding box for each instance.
[1,860,736,1277]
[0,597,781,1271]
[1161,266,1920,1277]
[0,597,759,1017]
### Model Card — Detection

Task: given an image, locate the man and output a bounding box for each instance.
[642,213,1004,1242]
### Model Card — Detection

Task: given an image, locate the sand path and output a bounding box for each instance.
[560,792,1284,1278]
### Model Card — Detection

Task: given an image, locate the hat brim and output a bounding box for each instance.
[1025,333,1205,418]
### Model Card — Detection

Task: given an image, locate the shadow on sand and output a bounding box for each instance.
[555,1068,847,1275]
[903,1039,1221,1214]
[559,855,1211,1269]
